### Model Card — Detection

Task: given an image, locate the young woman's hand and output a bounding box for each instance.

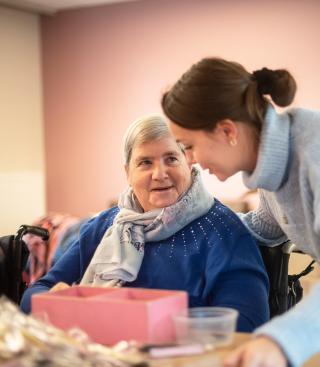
[223,336,288,367]
[49,282,70,292]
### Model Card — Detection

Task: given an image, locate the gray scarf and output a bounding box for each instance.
[81,167,214,286]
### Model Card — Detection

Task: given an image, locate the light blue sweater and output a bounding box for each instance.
[241,105,320,367]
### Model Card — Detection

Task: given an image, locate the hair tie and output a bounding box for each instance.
[251,67,276,95]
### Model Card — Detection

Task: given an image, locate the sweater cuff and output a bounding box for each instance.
[254,282,320,367]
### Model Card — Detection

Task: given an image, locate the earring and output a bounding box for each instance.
[230,139,237,147]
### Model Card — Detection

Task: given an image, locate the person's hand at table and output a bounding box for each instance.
[223,336,288,367]
[49,282,70,292]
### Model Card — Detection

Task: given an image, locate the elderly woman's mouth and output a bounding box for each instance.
[151,186,174,192]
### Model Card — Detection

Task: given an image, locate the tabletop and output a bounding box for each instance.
[148,333,320,367]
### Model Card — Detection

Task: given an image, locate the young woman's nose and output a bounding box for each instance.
[185,150,197,165]
[152,163,168,180]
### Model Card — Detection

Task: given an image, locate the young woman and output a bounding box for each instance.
[162,57,320,367]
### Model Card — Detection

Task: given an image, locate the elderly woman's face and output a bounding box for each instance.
[126,137,192,211]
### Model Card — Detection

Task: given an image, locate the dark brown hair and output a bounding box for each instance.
[161,57,296,133]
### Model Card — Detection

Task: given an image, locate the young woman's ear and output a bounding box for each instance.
[214,119,239,146]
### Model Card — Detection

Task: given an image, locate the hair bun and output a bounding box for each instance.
[252,67,296,107]
[252,67,276,95]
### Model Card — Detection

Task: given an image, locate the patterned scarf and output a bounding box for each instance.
[81,167,214,286]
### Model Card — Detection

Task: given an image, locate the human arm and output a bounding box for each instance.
[223,336,287,367]
[20,208,119,314]
[239,190,288,245]
[224,282,320,367]
[20,237,82,313]
[240,151,319,366]
[204,231,270,332]
[308,154,320,240]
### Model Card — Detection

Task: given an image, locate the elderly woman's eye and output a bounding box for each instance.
[138,160,152,167]
[166,156,179,164]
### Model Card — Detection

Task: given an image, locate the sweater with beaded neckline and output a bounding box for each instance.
[21,199,269,333]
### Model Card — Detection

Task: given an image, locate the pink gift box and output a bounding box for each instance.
[32,286,188,345]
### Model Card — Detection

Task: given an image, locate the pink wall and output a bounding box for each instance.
[42,0,320,216]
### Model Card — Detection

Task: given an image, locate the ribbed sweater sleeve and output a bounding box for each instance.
[239,191,287,245]
[255,282,320,367]
[307,153,320,238]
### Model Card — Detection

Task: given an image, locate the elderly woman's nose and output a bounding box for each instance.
[152,163,168,179]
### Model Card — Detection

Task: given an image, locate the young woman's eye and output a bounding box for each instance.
[184,145,193,151]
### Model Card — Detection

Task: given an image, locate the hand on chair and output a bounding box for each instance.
[223,336,287,367]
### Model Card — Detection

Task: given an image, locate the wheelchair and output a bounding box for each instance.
[0,225,49,304]
[259,240,315,318]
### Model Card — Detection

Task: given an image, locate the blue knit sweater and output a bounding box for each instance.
[241,105,320,366]
[21,200,269,332]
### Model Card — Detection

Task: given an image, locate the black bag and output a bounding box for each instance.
[0,225,49,304]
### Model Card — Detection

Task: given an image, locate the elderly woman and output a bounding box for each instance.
[21,115,269,332]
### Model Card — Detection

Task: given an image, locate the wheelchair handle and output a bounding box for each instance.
[281,241,296,254]
[17,225,49,241]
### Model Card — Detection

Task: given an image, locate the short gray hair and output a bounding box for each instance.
[123,114,171,165]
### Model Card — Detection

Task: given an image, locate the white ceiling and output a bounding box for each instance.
[0,0,138,14]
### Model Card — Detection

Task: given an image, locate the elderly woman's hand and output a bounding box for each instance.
[223,336,288,367]
[49,282,70,292]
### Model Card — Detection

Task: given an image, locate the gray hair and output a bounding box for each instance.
[123,114,172,165]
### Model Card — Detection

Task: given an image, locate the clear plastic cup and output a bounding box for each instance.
[172,307,239,348]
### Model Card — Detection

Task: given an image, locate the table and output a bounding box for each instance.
[148,333,320,367]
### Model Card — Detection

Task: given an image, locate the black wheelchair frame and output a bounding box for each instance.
[0,225,49,304]
[259,241,315,318]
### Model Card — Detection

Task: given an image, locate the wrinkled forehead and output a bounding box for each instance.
[130,136,185,161]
